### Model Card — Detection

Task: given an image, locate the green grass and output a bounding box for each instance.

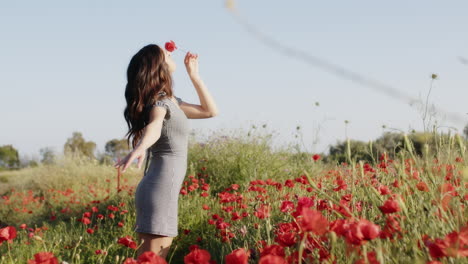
[0,127,467,263]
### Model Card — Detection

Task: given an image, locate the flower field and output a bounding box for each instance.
[0,133,467,263]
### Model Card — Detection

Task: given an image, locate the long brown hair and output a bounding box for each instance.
[123,44,174,149]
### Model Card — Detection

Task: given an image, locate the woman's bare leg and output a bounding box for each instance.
[136,232,175,259]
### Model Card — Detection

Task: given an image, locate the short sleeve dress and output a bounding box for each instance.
[133,91,190,237]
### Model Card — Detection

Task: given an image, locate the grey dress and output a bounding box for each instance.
[133,92,189,237]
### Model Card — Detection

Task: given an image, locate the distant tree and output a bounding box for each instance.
[97,151,112,165]
[105,139,131,159]
[99,138,131,165]
[18,153,40,168]
[326,130,457,164]
[28,160,39,167]
[374,132,405,156]
[64,132,96,159]
[327,139,375,164]
[0,145,20,169]
[464,124,468,139]
[374,131,453,158]
[40,147,56,165]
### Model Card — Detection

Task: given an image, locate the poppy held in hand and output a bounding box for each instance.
[165,40,177,52]
[164,40,187,53]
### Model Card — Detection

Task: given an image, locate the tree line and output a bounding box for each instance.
[1,125,468,171]
[0,132,130,170]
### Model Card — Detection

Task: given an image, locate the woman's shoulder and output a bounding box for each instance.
[148,91,170,105]
[145,92,172,119]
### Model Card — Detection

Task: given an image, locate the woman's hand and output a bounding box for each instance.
[184,51,199,79]
[114,147,147,173]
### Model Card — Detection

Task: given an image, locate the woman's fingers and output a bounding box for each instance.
[185,52,198,61]
[122,153,136,172]
[114,149,148,172]
[185,52,192,64]
[114,156,127,168]
[122,162,130,172]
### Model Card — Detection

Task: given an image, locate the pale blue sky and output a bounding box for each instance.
[1,0,467,160]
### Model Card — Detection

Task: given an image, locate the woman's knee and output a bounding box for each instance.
[137,232,173,243]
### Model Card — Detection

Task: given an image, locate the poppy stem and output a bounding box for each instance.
[298,231,308,264]
[168,244,178,264]
[117,157,121,192]
[7,242,14,263]
[266,215,272,245]
[175,44,188,54]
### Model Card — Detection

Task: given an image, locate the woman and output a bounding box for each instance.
[114,43,218,259]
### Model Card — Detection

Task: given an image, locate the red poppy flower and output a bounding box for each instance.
[312,154,321,161]
[225,248,250,264]
[280,201,294,212]
[344,219,381,246]
[122,258,138,264]
[297,196,314,208]
[297,207,328,235]
[183,248,211,264]
[355,251,379,264]
[274,222,298,247]
[117,235,137,249]
[379,214,402,239]
[215,219,231,230]
[27,252,59,264]
[107,205,119,212]
[260,244,286,258]
[231,211,242,221]
[165,40,177,52]
[378,185,391,195]
[77,217,91,225]
[0,226,17,244]
[416,181,429,192]
[254,204,271,219]
[329,219,347,237]
[258,254,288,264]
[379,198,400,214]
[425,225,468,258]
[284,179,295,188]
[137,251,168,264]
